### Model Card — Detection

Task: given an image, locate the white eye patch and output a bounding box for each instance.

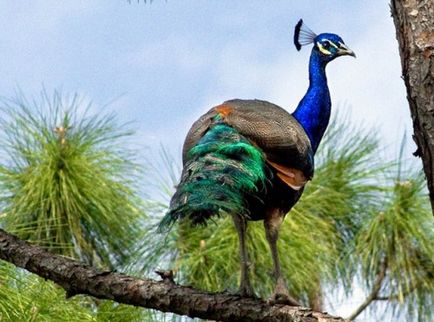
[317,40,340,55]
[317,42,331,55]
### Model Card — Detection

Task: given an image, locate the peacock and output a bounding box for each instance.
[159,19,355,305]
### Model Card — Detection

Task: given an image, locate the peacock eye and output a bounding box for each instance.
[323,41,330,49]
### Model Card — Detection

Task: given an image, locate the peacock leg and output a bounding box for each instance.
[232,214,254,297]
[264,208,300,305]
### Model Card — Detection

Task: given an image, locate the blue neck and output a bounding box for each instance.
[292,49,331,153]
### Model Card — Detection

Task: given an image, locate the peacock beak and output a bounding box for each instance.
[338,44,356,58]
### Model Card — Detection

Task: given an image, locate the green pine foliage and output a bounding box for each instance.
[0,262,155,322]
[0,91,144,268]
[0,91,154,321]
[354,169,433,321]
[0,91,431,322]
[0,262,93,321]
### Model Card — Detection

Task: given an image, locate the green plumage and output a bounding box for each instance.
[159,119,267,229]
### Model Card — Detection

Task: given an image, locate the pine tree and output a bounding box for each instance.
[0,92,432,321]
[0,91,155,321]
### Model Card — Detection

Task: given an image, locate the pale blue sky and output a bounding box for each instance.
[0,2,411,320]
[0,1,411,157]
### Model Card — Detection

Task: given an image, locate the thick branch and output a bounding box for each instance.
[346,260,388,321]
[0,228,343,322]
[390,0,434,213]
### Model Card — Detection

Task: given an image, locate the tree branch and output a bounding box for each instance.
[375,282,418,301]
[346,260,388,321]
[390,0,434,214]
[0,228,343,322]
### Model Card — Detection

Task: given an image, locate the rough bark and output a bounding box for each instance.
[0,228,343,322]
[390,0,434,213]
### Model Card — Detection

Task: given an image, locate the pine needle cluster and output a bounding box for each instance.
[0,92,431,321]
[0,91,145,267]
[0,261,154,322]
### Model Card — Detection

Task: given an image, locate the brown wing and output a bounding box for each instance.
[182,99,314,185]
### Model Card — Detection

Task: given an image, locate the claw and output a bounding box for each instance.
[267,292,300,306]
[268,277,300,306]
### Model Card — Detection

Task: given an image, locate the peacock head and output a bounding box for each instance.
[294,19,355,63]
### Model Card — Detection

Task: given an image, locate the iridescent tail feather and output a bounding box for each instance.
[158,122,267,231]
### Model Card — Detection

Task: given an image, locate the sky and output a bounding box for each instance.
[0,1,411,157]
[0,1,412,320]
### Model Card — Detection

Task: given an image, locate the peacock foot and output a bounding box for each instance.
[238,279,255,297]
[267,278,300,306]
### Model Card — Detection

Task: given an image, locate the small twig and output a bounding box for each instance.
[376,283,418,301]
[346,259,388,321]
[155,269,175,284]
[375,295,397,301]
